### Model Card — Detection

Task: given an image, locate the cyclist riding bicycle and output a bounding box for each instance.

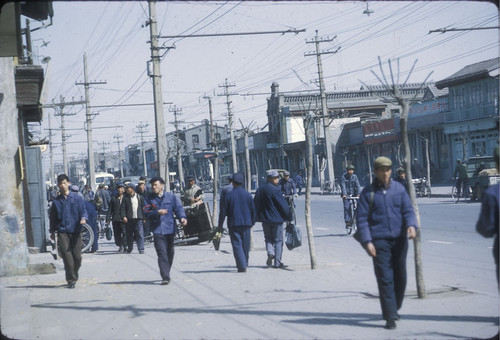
[280,171,297,200]
[453,159,469,198]
[340,165,361,230]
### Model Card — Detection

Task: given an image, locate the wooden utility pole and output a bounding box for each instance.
[113,134,124,178]
[305,30,340,188]
[204,96,219,226]
[76,52,106,190]
[219,78,238,173]
[170,106,185,190]
[148,0,168,182]
[135,122,149,178]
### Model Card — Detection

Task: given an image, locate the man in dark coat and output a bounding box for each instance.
[49,174,88,289]
[356,156,417,330]
[254,170,291,268]
[107,182,127,252]
[221,173,256,272]
[122,184,145,254]
[394,167,409,193]
[218,174,233,230]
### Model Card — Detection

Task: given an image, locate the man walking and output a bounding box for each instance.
[340,165,361,230]
[143,177,187,285]
[295,172,304,196]
[217,174,233,230]
[49,174,88,289]
[454,159,469,197]
[122,184,145,254]
[356,156,417,330]
[254,170,291,269]
[220,173,255,272]
[108,182,127,252]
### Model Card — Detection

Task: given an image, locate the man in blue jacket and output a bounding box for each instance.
[356,157,417,330]
[221,173,256,272]
[143,177,187,285]
[340,164,361,230]
[254,170,291,269]
[49,174,88,289]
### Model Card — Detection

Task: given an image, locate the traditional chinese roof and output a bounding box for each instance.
[436,58,499,89]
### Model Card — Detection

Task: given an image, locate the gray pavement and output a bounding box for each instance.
[1,185,498,340]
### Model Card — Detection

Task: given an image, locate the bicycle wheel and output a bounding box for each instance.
[81,223,94,252]
[451,186,459,203]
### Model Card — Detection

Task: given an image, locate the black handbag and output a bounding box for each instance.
[285,223,302,250]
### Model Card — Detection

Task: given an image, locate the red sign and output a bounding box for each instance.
[150,161,158,169]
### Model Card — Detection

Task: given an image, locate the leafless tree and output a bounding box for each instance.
[360,57,432,298]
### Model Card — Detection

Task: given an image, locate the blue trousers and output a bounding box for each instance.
[153,233,175,281]
[262,222,284,267]
[229,226,251,271]
[126,219,144,252]
[58,232,82,284]
[372,237,409,321]
[343,198,354,224]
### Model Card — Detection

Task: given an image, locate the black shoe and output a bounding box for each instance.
[161,279,170,285]
[237,268,247,273]
[139,250,144,254]
[118,246,123,252]
[67,282,75,289]
[385,320,396,329]
[274,263,287,269]
[266,254,274,267]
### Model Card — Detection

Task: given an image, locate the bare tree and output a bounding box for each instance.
[301,105,318,269]
[360,57,432,298]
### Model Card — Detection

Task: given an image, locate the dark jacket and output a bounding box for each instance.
[254,181,290,223]
[143,191,186,235]
[476,184,499,267]
[223,186,256,228]
[107,195,125,222]
[340,172,361,197]
[122,193,145,220]
[356,179,417,244]
[279,178,296,196]
[218,183,233,228]
[49,191,89,234]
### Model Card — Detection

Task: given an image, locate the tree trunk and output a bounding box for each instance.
[244,131,251,192]
[400,100,426,298]
[424,137,431,190]
[305,113,317,269]
[366,145,372,184]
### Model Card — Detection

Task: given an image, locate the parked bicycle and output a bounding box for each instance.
[345,196,359,235]
[320,180,333,195]
[451,178,470,203]
[81,223,94,253]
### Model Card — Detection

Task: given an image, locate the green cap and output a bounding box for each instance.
[374,156,392,169]
[346,165,355,170]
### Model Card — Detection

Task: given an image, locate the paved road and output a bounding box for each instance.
[1,189,498,339]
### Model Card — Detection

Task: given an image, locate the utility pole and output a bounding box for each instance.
[219,78,238,173]
[52,96,84,175]
[305,30,340,187]
[136,122,149,178]
[97,141,110,172]
[113,134,124,178]
[47,111,55,185]
[169,106,185,190]
[148,0,169,183]
[204,96,219,226]
[76,52,106,191]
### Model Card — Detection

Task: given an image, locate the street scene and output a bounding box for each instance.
[0,1,499,339]
[1,191,498,339]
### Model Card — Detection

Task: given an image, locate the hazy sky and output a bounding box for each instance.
[28,1,499,166]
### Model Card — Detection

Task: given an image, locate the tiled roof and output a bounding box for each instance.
[436,58,499,89]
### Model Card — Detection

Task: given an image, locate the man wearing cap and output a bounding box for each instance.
[295,172,304,196]
[108,182,127,252]
[95,183,111,216]
[254,170,291,268]
[143,177,187,285]
[181,175,204,207]
[340,164,361,230]
[394,167,409,193]
[122,184,146,254]
[221,173,256,272]
[279,170,297,197]
[454,159,469,197]
[356,156,417,330]
[136,180,151,239]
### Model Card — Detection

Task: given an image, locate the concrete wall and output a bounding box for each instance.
[0,57,29,276]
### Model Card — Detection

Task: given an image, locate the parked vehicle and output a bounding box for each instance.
[94,172,114,190]
[467,156,499,201]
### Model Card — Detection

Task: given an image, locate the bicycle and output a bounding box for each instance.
[345,196,359,235]
[451,179,470,203]
[81,223,94,252]
[320,180,333,195]
[96,214,113,240]
[412,177,432,198]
